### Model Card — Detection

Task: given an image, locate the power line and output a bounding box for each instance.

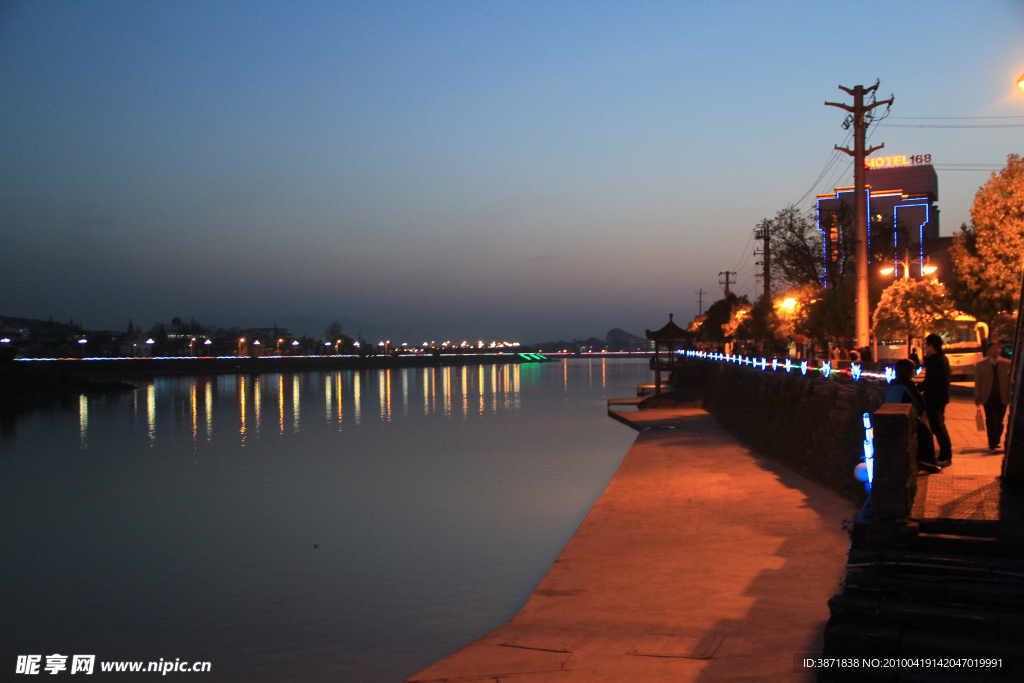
[792,130,853,208]
[878,123,1024,129]
[888,115,1024,119]
[731,229,756,272]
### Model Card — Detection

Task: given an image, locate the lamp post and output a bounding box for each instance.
[878,253,937,279]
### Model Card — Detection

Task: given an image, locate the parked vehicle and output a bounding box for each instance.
[874,315,988,378]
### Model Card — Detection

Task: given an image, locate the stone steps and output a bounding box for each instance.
[822,525,1024,682]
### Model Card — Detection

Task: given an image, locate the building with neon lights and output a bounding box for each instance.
[816,162,939,287]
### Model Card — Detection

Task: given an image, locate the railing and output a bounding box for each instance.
[679,349,900,384]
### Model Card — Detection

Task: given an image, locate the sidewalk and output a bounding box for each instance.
[912,391,1008,522]
[406,407,858,682]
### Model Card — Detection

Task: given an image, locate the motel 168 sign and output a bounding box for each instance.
[865,154,932,169]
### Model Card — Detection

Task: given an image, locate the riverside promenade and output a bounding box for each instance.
[914,384,1008,521]
[406,402,859,682]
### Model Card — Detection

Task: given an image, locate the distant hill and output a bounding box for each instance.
[529,328,650,353]
[605,328,649,351]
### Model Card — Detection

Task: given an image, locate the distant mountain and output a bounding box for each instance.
[605,328,648,351]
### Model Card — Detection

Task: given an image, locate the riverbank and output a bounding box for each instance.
[406,405,857,682]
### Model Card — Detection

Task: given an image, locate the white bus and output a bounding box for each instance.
[874,316,989,377]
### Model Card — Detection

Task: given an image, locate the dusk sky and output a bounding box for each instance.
[2,1,1023,343]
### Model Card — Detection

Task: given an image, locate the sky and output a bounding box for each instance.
[2,1,1023,344]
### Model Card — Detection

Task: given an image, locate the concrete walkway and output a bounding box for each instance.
[406,407,858,682]
[913,390,1010,522]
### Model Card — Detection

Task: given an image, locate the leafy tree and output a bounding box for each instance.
[872,278,956,350]
[763,206,823,294]
[803,280,855,342]
[950,153,1024,325]
[722,300,753,340]
[686,314,707,334]
[696,294,750,343]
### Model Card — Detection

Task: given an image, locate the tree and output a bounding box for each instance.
[325,320,343,341]
[803,280,855,342]
[695,293,750,343]
[950,153,1024,325]
[872,278,956,350]
[764,206,823,294]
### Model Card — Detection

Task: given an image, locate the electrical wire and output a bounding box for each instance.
[888,115,1024,119]
[791,130,853,208]
[878,123,1024,128]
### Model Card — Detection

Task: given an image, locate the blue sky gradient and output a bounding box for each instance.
[2,1,1023,342]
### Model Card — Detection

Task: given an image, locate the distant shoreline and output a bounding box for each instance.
[12,351,656,377]
[11,352,557,377]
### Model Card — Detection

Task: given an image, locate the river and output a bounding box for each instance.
[0,358,648,681]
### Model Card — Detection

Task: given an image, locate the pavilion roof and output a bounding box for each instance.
[645,314,691,341]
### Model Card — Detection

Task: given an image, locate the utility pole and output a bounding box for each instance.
[826,81,893,351]
[696,289,705,316]
[753,221,771,301]
[718,271,736,297]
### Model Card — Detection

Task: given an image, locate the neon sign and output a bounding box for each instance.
[865,154,931,169]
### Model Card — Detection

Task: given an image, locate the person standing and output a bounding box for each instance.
[885,359,941,473]
[975,340,1011,451]
[921,333,952,466]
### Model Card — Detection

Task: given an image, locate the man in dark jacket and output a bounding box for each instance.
[921,333,952,466]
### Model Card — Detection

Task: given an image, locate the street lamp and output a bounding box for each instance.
[879,257,937,278]
[190,337,196,357]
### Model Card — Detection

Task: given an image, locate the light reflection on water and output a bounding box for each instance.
[1,359,650,682]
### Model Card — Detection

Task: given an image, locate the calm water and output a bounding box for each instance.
[1,359,648,681]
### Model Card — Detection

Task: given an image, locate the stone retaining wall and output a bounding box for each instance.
[674,360,886,502]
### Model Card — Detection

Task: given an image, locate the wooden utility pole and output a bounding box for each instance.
[719,271,736,297]
[826,82,893,351]
[696,288,706,316]
[754,221,771,300]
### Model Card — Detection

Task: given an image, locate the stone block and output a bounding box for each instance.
[870,404,917,521]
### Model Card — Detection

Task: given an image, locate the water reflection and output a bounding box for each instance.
[74,363,566,447]
[147,383,156,445]
[78,394,88,449]
[3,358,645,683]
